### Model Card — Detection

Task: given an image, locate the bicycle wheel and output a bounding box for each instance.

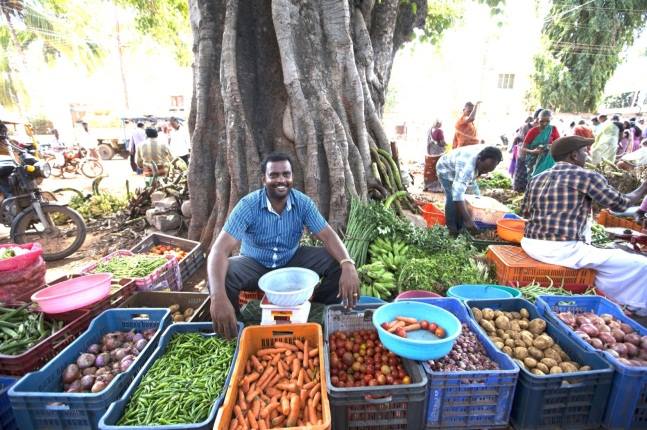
[81,159,104,178]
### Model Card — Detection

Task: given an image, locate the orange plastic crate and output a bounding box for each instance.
[214,323,331,430]
[486,245,596,288]
[597,209,644,232]
[239,290,264,306]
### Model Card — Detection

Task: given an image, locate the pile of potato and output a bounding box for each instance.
[169,304,195,322]
[472,307,591,375]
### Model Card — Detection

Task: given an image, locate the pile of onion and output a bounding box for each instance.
[61,329,157,393]
[557,311,647,367]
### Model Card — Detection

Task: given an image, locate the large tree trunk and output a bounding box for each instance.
[187,0,426,248]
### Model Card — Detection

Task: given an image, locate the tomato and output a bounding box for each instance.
[366,347,374,357]
[368,379,378,386]
[434,327,446,338]
[429,323,437,332]
[386,375,394,384]
[363,374,372,383]
[380,365,391,375]
[420,320,429,330]
[377,374,387,385]
[402,376,411,384]
[331,376,339,385]
[337,381,345,387]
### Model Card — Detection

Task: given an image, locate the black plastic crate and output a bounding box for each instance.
[130,233,205,283]
[324,304,428,430]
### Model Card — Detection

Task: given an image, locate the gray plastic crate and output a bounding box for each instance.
[130,233,205,283]
[324,304,428,430]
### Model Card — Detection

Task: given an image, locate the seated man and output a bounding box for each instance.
[521,136,647,314]
[436,145,503,234]
[208,152,360,338]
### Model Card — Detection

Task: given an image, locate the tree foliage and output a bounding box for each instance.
[531,0,647,112]
[115,0,191,66]
[0,0,105,110]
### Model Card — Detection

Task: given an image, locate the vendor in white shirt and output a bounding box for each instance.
[168,117,190,165]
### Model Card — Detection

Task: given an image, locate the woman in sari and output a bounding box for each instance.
[521,109,560,180]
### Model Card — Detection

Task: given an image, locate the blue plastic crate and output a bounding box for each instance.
[98,322,241,430]
[0,376,18,430]
[8,308,171,430]
[466,298,614,430]
[536,295,647,430]
[402,297,519,429]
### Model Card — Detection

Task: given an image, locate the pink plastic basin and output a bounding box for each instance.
[0,243,43,272]
[31,273,112,314]
[395,290,442,301]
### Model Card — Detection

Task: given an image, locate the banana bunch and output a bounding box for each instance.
[369,238,409,273]
[358,261,396,300]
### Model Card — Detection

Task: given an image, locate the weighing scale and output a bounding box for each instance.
[260,295,311,325]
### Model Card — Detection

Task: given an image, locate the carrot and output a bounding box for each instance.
[238,390,247,411]
[245,359,252,374]
[267,372,281,389]
[281,395,290,416]
[252,398,261,418]
[247,372,260,383]
[308,382,320,399]
[271,354,280,366]
[256,348,286,356]
[297,351,304,360]
[247,410,258,429]
[294,339,304,350]
[271,416,285,427]
[229,418,237,430]
[308,398,317,424]
[245,388,260,403]
[396,316,418,324]
[277,361,285,378]
[286,394,300,426]
[285,349,293,356]
[257,368,276,391]
[387,320,405,333]
[276,383,297,393]
[312,391,321,408]
[260,401,279,419]
[259,393,270,404]
[303,340,309,368]
[251,355,264,373]
[258,419,267,430]
[291,357,300,379]
[303,381,316,390]
[299,388,308,406]
[234,405,249,430]
[274,341,298,351]
[297,368,304,387]
[241,377,250,394]
[265,387,281,398]
[308,347,318,358]
[403,323,421,332]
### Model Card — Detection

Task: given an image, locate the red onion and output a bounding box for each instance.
[598,332,616,347]
[575,315,592,326]
[625,333,641,346]
[558,312,576,326]
[611,329,625,342]
[589,338,604,349]
[620,323,634,335]
[625,342,639,358]
[579,324,599,337]
[610,343,628,357]
[600,313,614,324]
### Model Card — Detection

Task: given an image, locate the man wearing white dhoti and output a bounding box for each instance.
[520,136,647,314]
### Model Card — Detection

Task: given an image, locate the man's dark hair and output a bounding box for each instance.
[137,122,144,128]
[0,121,7,139]
[465,101,474,108]
[578,120,586,125]
[261,152,292,174]
[145,127,158,138]
[478,146,503,163]
[553,151,570,162]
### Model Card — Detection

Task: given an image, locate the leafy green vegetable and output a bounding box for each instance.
[476,172,512,190]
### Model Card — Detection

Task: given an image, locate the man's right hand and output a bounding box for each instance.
[210,297,238,340]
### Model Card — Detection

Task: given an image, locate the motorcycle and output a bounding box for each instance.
[0,148,87,261]
[50,147,104,179]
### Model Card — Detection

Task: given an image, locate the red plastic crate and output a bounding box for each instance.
[0,306,91,376]
[486,245,596,288]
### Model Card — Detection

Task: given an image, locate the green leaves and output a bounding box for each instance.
[531,0,647,112]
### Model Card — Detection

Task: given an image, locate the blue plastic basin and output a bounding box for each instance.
[372,301,461,361]
[447,284,513,301]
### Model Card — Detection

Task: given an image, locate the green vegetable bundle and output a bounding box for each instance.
[477,172,512,190]
[118,332,236,426]
[93,254,168,279]
[0,303,64,355]
[398,254,492,295]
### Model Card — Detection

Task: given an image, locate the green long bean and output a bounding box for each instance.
[93,255,167,278]
[117,332,235,426]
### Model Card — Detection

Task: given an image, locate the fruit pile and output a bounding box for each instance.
[328,329,411,388]
[381,316,446,339]
[148,244,188,261]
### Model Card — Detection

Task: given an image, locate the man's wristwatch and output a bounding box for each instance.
[339,258,355,267]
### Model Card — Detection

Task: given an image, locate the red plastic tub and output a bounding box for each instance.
[0,243,42,272]
[419,203,446,227]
